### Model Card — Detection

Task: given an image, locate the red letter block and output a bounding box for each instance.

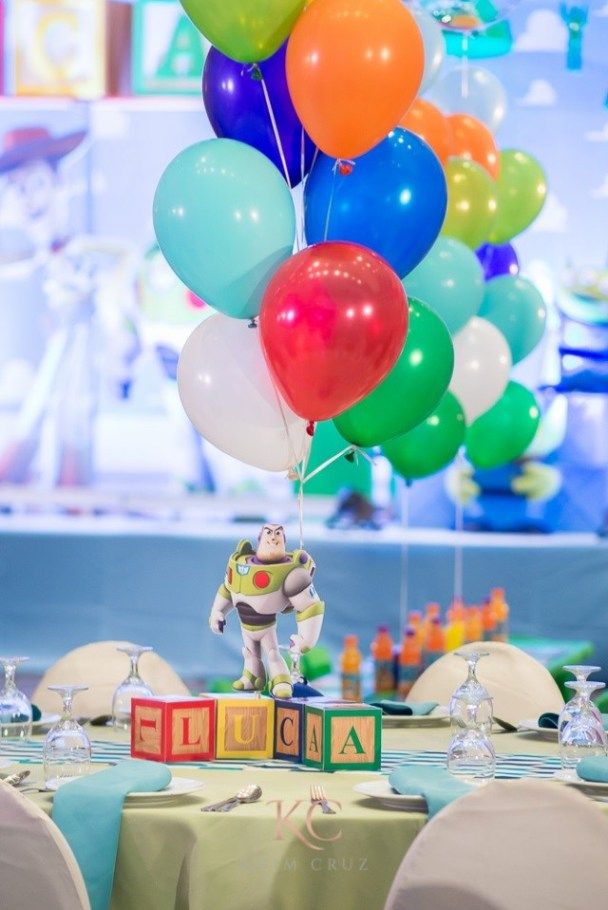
[131,696,216,762]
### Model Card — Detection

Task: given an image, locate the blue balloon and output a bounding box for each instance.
[203,43,315,188]
[304,128,447,278]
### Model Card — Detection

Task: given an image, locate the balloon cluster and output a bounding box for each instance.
[153,0,547,485]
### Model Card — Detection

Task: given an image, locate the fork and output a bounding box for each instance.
[310,784,336,815]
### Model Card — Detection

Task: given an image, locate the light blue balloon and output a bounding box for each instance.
[430,65,507,133]
[478,275,547,364]
[410,7,445,92]
[403,237,484,335]
[153,138,295,319]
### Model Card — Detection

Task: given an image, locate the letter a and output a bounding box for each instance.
[338,726,364,755]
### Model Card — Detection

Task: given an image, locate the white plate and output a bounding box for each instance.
[553,769,608,794]
[382,706,449,728]
[354,779,426,811]
[517,719,558,738]
[45,776,204,800]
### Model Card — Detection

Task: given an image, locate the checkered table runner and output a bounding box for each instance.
[1,739,562,779]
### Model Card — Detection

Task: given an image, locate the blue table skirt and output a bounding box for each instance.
[2,516,607,680]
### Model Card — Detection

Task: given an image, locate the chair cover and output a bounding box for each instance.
[408,640,563,726]
[0,781,90,910]
[33,640,190,716]
[384,779,608,910]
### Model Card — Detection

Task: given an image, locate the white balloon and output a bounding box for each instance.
[449,317,512,423]
[430,65,507,132]
[411,6,445,93]
[177,315,310,472]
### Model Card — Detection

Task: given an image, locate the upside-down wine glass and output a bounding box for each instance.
[558,665,602,734]
[0,656,32,741]
[43,685,91,786]
[111,645,154,729]
[559,680,607,771]
[447,650,495,781]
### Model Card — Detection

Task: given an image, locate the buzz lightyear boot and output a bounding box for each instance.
[232,643,266,692]
[266,644,293,699]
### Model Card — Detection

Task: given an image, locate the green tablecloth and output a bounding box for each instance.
[22,723,606,910]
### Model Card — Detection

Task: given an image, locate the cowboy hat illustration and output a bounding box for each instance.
[0,126,86,174]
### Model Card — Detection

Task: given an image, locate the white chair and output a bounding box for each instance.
[0,781,90,910]
[384,779,608,910]
[33,641,190,717]
[408,640,564,726]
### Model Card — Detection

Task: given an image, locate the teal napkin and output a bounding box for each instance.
[52,760,171,910]
[389,764,473,817]
[577,757,608,783]
[367,699,438,716]
[538,712,608,731]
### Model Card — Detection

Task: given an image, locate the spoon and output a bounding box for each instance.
[202,784,262,812]
[2,769,31,787]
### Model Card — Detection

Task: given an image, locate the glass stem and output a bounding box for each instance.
[4,663,16,692]
[62,693,73,719]
[130,654,140,681]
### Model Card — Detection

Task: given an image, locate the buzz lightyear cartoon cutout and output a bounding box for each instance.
[209,524,325,698]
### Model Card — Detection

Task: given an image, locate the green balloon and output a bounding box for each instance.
[180,0,304,63]
[403,236,484,335]
[488,149,547,245]
[466,381,541,469]
[441,158,497,250]
[153,139,295,320]
[478,275,546,364]
[333,298,454,447]
[382,392,465,481]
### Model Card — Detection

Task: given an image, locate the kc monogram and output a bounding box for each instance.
[268,799,343,851]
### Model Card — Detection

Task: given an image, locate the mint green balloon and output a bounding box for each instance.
[153,139,295,319]
[478,275,546,364]
[466,381,541,469]
[403,237,484,335]
[382,392,465,481]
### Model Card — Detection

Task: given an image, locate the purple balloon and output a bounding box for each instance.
[203,43,316,188]
[476,243,520,281]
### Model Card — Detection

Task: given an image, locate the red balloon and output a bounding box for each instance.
[260,242,408,421]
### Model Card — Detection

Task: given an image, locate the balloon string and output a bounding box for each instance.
[399,479,410,642]
[461,33,470,98]
[258,69,292,187]
[323,164,338,241]
[297,446,311,550]
[453,449,465,601]
[301,444,374,485]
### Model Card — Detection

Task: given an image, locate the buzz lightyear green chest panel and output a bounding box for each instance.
[224,546,314,621]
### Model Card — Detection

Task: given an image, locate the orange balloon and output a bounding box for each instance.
[447,113,500,180]
[286,0,423,160]
[399,99,451,165]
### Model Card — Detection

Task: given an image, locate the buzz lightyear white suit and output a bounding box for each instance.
[209,524,325,698]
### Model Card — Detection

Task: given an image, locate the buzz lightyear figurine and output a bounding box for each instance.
[209,524,325,698]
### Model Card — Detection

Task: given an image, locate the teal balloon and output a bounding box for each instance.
[478,275,546,364]
[403,237,484,335]
[466,381,541,469]
[153,138,295,319]
[333,298,454,447]
[382,392,465,481]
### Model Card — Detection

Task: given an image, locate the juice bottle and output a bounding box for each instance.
[422,602,440,649]
[452,598,466,649]
[340,635,362,702]
[422,617,445,670]
[408,610,423,647]
[371,625,395,696]
[491,588,509,642]
[444,608,460,652]
[465,605,483,643]
[398,627,421,699]
[481,597,497,641]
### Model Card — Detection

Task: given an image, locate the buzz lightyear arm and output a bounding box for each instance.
[208,540,254,633]
[283,567,325,654]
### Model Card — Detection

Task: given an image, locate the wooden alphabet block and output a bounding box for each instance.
[215,696,274,760]
[131,696,216,762]
[274,698,305,762]
[303,703,382,771]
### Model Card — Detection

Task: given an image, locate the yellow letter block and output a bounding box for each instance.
[303,704,381,771]
[216,696,274,760]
